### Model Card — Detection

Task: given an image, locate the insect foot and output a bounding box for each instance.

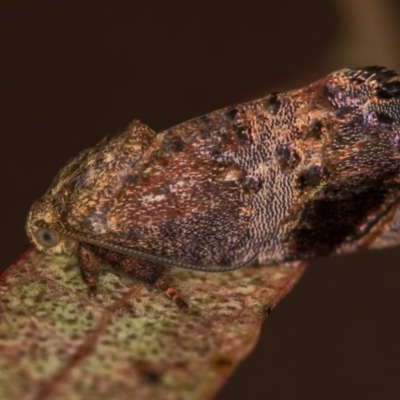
[26,67,400,307]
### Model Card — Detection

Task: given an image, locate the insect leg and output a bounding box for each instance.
[91,245,188,308]
[77,244,98,296]
[156,278,188,309]
[115,256,188,309]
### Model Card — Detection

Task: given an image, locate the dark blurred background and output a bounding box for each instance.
[1,1,400,399]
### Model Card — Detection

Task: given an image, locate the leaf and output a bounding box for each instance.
[0,249,306,400]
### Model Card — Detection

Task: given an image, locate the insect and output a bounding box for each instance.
[26,66,400,308]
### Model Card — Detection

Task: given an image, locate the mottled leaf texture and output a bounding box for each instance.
[0,249,305,400]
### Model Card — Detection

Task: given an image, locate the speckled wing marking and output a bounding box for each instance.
[46,66,400,269]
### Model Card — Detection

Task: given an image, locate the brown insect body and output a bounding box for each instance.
[26,66,400,307]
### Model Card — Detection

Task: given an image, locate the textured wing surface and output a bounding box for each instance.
[49,67,400,267]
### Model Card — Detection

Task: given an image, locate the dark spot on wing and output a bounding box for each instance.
[240,175,263,194]
[225,108,239,120]
[287,183,389,256]
[307,119,326,139]
[264,93,281,115]
[323,82,342,103]
[156,185,171,195]
[376,111,395,125]
[296,165,329,189]
[126,174,139,184]
[233,125,248,144]
[162,133,185,152]
[275,144,300,172]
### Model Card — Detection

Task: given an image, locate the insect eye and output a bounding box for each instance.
[35,228,59,248]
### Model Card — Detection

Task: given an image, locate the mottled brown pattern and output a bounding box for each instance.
[26,66,400,305]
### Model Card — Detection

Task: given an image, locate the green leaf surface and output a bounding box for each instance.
[0,249,306,400]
